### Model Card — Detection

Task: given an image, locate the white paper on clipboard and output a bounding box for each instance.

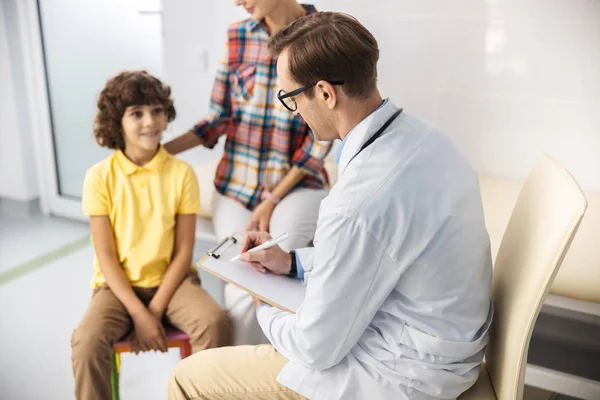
[198,233,306,313]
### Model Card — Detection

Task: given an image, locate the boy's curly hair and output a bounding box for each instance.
[93,70,176,150]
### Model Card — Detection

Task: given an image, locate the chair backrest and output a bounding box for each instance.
[486,155,587,400]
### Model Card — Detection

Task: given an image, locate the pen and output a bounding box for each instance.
[230,232,289,262]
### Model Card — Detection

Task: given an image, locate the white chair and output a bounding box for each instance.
[459,155,587,399]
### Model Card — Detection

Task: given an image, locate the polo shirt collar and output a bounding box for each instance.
[116,146,169,175]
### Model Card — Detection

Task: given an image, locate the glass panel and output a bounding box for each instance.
[38,0,162,198]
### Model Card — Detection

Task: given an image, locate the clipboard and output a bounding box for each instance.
[197,233,306,313]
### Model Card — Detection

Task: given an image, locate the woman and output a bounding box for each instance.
[164,0,330,345]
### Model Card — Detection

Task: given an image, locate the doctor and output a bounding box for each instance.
[169,11,493,400]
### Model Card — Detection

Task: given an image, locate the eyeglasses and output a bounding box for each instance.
[277,80,345,112]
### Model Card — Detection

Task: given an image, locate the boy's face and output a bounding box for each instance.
[121,104,166,152]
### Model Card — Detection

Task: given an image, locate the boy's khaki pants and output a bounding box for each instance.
[168,344,307,400]
[71,274,231,400]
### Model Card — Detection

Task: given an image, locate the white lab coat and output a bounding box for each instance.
[257,100,493,400]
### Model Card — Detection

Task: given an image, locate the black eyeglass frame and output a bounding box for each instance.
[277,80,345,111]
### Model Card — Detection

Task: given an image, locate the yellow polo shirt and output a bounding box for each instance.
[82,147,200,289]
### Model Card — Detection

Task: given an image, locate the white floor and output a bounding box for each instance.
[0,211,222,400]
[0,211,89,274]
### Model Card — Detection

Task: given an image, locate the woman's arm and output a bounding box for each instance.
[275,133,334,197]
[246,135,331,232]
[270,166,307,200]
[246,166,308,231]
[163,131,205,155]
[164,41,233,155]
[291,135,332,183]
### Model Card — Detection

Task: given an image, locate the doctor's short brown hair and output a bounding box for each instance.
[268,12,379,99]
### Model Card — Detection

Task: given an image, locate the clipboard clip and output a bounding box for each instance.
[207,235,238,259]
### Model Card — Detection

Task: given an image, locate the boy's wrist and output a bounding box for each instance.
[130,304,151,320]
[148,300,166,318]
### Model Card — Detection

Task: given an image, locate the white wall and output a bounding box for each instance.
[162,0,246,167]
[163,0,600,192]
[0,0,38,201]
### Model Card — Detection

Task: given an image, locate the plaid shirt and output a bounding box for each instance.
[190,4,331,210]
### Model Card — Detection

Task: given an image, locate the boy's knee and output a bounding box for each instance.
[206,308,232,346]
[71,327,110,361]
[190,308,232,349]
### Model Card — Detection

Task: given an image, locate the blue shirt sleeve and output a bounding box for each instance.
[257,303,268,313]
[296,252,305,281]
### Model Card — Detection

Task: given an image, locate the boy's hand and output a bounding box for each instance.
[129,334,142,355]
[131,309,168,353]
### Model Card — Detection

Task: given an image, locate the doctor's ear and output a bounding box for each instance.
[317,81,338,109]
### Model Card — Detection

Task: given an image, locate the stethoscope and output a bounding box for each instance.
[346,108,403,167]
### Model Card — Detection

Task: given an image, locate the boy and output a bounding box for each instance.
[71,70,231,399]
